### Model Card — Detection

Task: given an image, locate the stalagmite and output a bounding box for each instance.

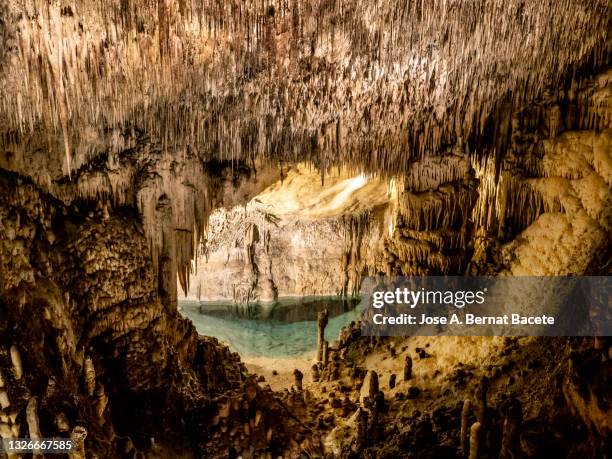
[356,408,369,450]
[359,370,379,406]
[468,422,481,459]
[83,357,96,396]
[0,391,9,409]
[70,426,87,459]
[293,369,303,391]
[317,309,329,362]
[311,364,320,382]
[95,384,108,420]
[403,355,413,381]
[475,377,489,425]
[26,397,43,458]
[460,399,472,457]
[10,346,22,380]
[322,340,329,366]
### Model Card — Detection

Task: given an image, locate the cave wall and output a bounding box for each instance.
[380,69,612,278]
[0,168,311,457]
[188,68,611,304]
[185,165,391,302]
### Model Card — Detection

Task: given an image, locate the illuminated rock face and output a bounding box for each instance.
[381,70,612,279]
[186,165,391,301]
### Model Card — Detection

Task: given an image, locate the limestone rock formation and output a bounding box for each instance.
[0,0,610,458]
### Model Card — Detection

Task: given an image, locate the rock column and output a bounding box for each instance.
[317,309,329,362]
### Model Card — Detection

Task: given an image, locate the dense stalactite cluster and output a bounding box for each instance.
[380,67,611,277]
[0,0,610,303]
[1,0,610,176]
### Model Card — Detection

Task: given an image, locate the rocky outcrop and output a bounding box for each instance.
[0,172,298,457]
[380,69,612,278]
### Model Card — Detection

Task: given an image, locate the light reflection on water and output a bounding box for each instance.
[179,296,361,358]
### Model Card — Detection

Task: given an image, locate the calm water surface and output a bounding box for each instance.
[179,296,361,358]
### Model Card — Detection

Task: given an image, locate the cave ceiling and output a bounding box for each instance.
[0,0,610,177]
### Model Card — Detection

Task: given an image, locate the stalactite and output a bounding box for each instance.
[9,345,22,380]
[341,210,373,297]
[1,0,609,176]
[471,156,562,241]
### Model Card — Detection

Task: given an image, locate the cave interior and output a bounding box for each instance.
[0,1,610,458]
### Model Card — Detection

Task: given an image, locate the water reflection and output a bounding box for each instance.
[197,296,360,322]
[179,296,361,358]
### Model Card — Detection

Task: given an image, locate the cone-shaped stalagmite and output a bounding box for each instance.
[359,370,379,406]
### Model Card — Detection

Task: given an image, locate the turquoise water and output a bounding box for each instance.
[179,297,361,358]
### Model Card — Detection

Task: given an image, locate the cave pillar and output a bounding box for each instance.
[316,309,329,362]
